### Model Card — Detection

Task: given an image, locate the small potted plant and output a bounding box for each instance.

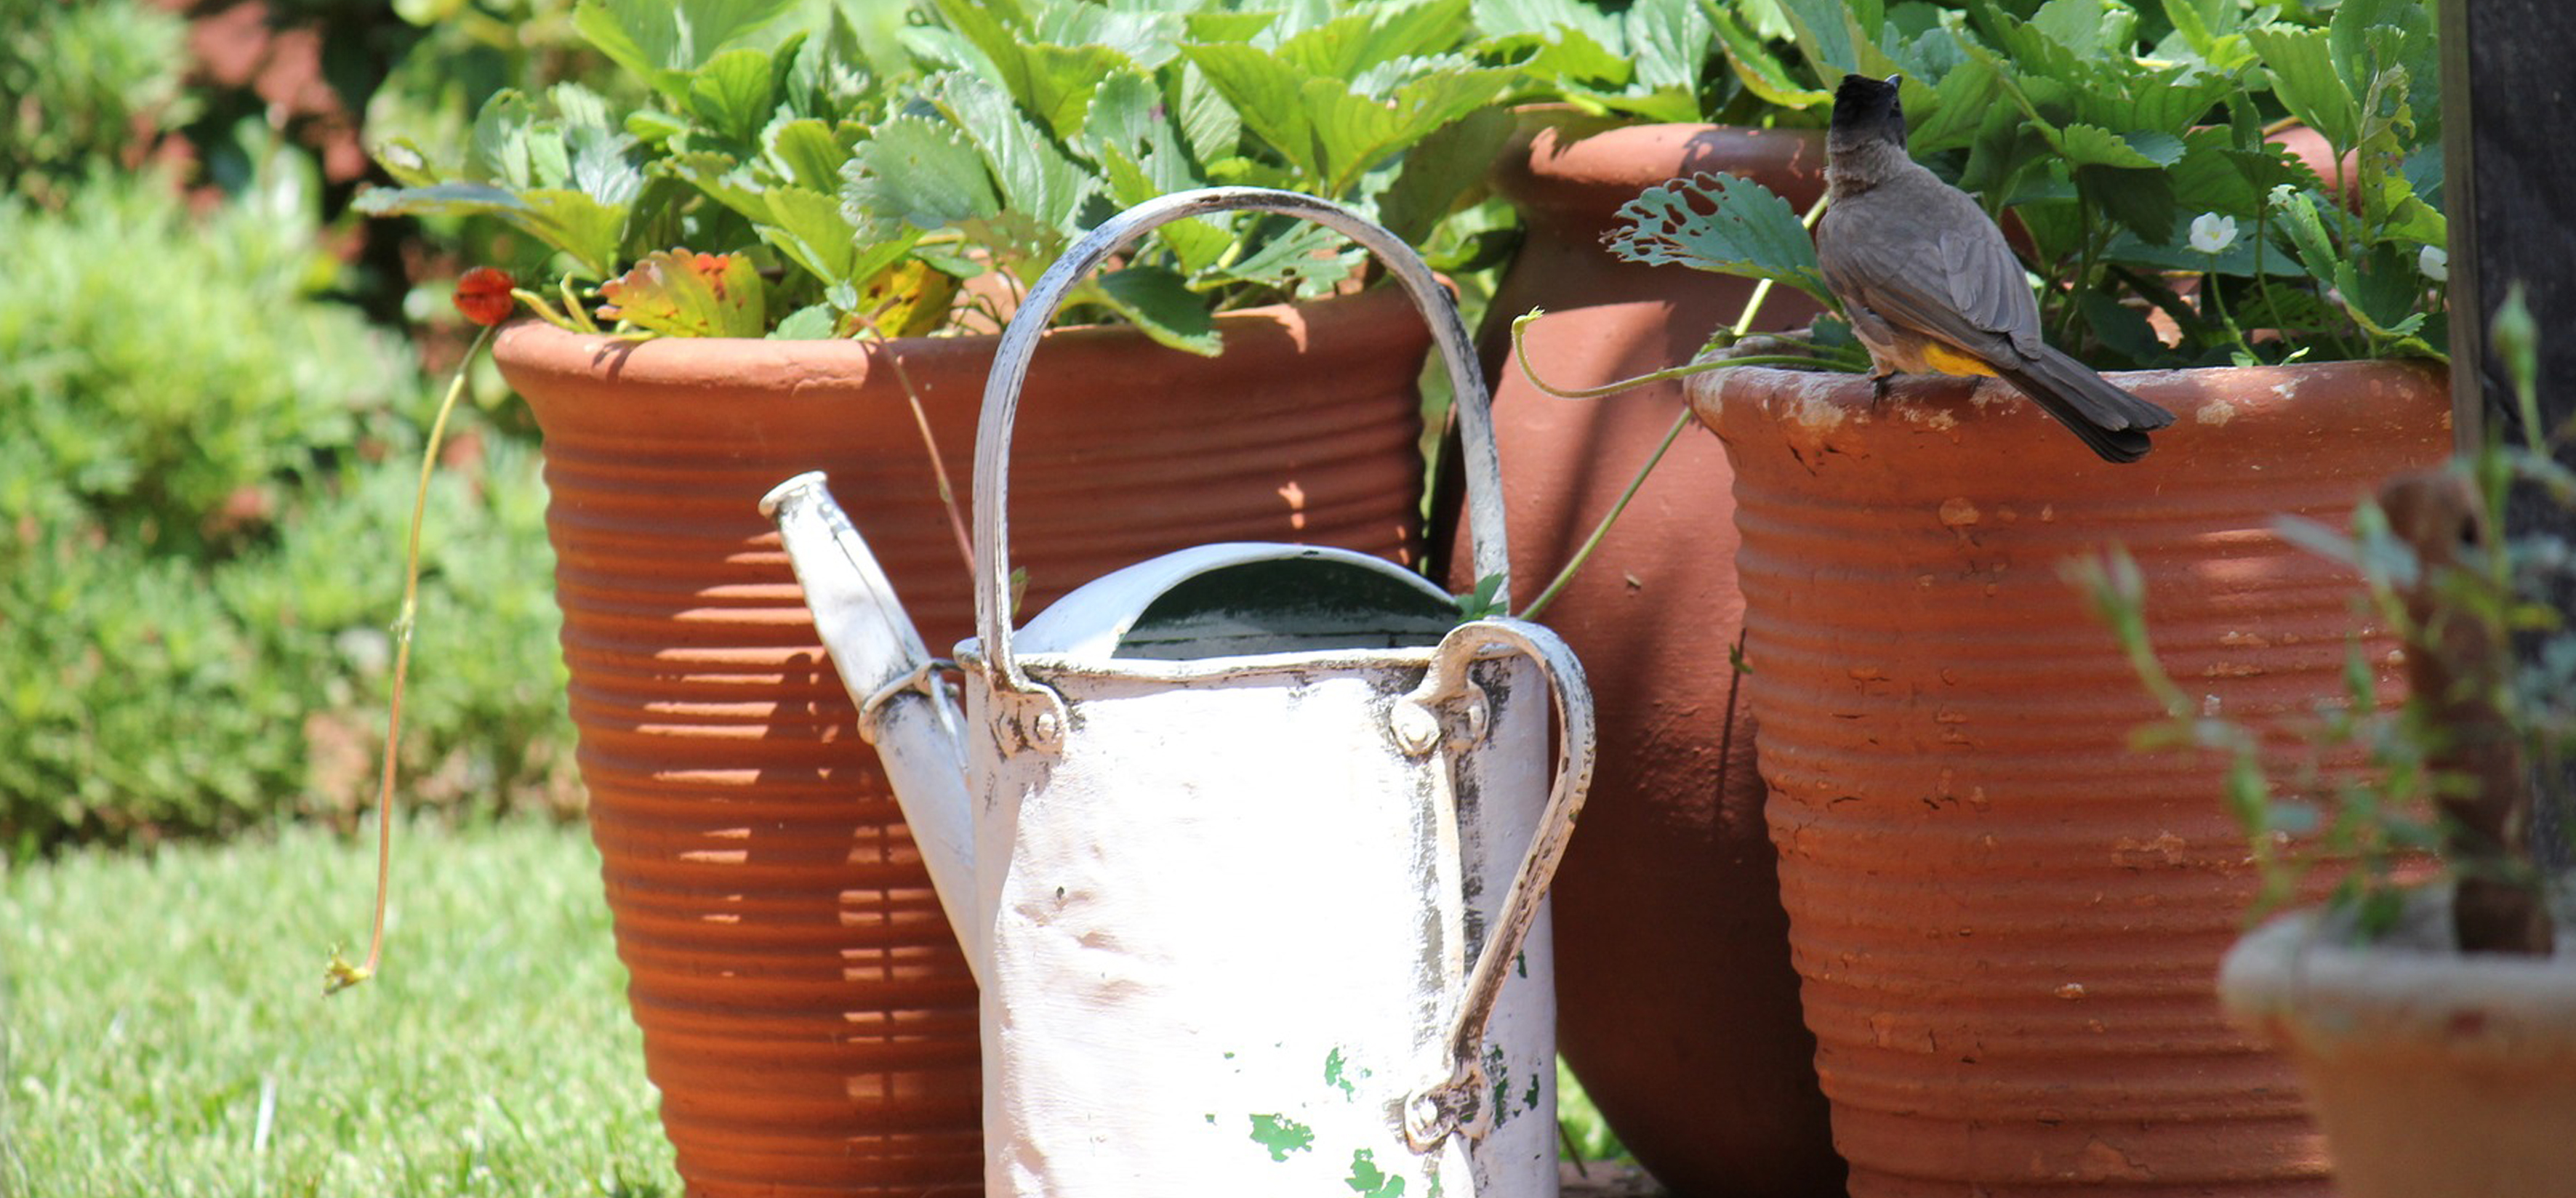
[1597,1,2455,1194]
[2087,292,2573,1197]
[356,1,1528,1191]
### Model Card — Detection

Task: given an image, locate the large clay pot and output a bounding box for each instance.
[2220,895,2576,1198]
[493,289,1432,1197]
[1442,116,1843,1197]
[1690,361,2449,1197]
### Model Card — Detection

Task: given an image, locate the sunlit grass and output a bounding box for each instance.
[0,818,674,1197]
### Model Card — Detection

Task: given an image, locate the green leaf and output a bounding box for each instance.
[1181,43,1323,180]
[1604,172,1834,309]
[572,0,799,99]
[598,249,766,337]
[1276,0,1472,82]
[1019,42,1138,142]
[766,118,849,193]
[2055,124,2175,169]
[1376,105,1512,246]
[686,47,777,145]
[1175,60,1242,170]
[1708,1,1833,110]
[1083,267,1220,356]
[926,71,1096,231]
[769,304,839,339]
[843,114,999,233]
[760,185,865,282]
[2248,25,2356,152]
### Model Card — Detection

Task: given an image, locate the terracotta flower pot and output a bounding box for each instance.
[1689,360,2449,1198]
[493,288,1432,1197]
[1437,115,1842,1198]
[2219,896,2576,1198]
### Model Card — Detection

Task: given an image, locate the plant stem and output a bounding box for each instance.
[852,310,976,581]
[1510,196,1842,619]
[327,322,496,995]
[1517,405,1696,623]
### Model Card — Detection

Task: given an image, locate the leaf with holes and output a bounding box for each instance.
[1605,172,1832,309]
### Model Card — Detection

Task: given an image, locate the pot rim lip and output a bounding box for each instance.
[489,282,1417,378]
[2218,898,2576,1061]
[1686,355,2447,426]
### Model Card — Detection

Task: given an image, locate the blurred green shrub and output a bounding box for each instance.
[0,166,574,853]
[0,0,196,202]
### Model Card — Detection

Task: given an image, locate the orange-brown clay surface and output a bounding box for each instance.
[1693,360,2449,1198]
[1446,116,1846,1198]
[495,289,1430,1197]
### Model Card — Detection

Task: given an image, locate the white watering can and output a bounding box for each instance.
[762,188,1594,1198]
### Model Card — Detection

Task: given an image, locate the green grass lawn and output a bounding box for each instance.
[0,818,677,1197]
[0,816,1629,1197]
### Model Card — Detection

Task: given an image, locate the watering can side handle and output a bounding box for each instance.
[1396,616,1596,1154]
[970,188,1510,714]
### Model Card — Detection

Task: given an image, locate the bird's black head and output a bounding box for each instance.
[1830,73,1906,148]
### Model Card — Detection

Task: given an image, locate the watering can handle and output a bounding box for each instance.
[971,187,1509,701]
[1395,617,1597,1153]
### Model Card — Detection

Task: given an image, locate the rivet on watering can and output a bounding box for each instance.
[1030,707,1062,746]
[1457,686,1490,744]
[1389,700,1444,757]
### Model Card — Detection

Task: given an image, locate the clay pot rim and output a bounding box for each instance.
[2218,898,2576,1065]
[1688,356,2449,429]
[1495,113,1827,210]
[490,284,1413,390]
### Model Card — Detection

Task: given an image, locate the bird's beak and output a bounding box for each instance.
[1883,73,1902,89]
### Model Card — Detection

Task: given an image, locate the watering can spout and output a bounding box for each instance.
[761,471,984,981]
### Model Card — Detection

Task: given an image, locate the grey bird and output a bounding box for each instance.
[1815,73,2177,463]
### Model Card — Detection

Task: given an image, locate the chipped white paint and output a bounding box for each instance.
[767,190,1594,1198]
[2197,400,2239,425]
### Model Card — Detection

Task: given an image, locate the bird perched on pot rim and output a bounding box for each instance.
[1814,73,2177,463]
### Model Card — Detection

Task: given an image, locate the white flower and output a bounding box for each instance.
[2418,244,2449,284]
[2188,212,2239,255]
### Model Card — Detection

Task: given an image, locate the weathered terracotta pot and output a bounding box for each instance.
[2220,895,2576,1198]
[1441,116,1844,1197]
[494,288,1432,1197]
[1690,360,2449,1198]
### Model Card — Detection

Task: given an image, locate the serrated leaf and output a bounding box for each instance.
[572,0,798,98]
[766,118,848,193]
[769,304,839,339]
[469,90,536,186]
[1020,42,1137,142]
[1605,172,1834,309]
[843,114,999,233]
[847,257,959,339]
[1709,1,1833,110]
[2248,25,2356,152]
[599,249,766,337]
[2080,162,2177,242]
[1377,105,1512,246]
[760,185,863,282]
[1276,0,1472,83]
[1181,43,1323,180]
[1084,267,1221,356]
[1213,220,1359,298]
[926,71,1095,230]
[2055,123,2172,169]
[1175,60,1241,171]
[661,150,763,221]
[687,47,777,145]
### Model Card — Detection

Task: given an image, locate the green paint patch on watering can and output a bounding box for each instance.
[1248,1113,1315,1161]
[1345,1147,1406,1197]
[1324,1046,1373,1098]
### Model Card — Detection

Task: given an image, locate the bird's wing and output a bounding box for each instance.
[1826,183,2044,362]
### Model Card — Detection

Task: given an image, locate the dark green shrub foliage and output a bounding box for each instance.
[0,169,574,851]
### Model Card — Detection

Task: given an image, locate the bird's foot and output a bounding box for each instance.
[1869,373,1893,409]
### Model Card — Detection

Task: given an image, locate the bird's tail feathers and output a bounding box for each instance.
[1999,347,2177,464]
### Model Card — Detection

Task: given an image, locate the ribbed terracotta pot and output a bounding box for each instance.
[493,288,1432,1197]
[1442,116,1843,1197]
[2220,896,2576,1198]
[1689,360,2449,1198]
